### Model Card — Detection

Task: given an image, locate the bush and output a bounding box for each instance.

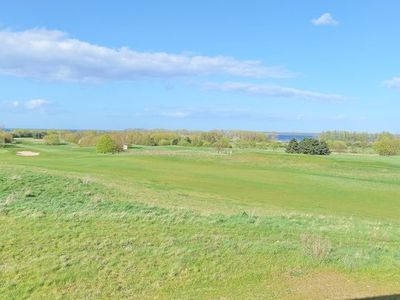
[287,138,330,155]
[43,134,61,145]
[269,141,281,151]
[177,139,190,147]
[300,234,332,259]
[286,139,300,153]
[298,138,330,155]
[96,135,120,154]
[63,132,81,144]
[373,133,400,156]
[177,137,192,147]
[78,134,99,147]
[331,140,347,153]
[0,131,13,146]
[158,139,171,146]
[214,137,230,152]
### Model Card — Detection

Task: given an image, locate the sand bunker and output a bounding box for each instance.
[16,151,40,157]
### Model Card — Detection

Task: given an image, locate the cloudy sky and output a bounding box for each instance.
[0,0,399,132]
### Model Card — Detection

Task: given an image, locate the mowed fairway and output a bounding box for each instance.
[1,141,400,299]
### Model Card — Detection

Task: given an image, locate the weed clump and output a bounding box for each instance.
[300,233,332,260]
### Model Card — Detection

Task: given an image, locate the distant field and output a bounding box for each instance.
[1,140,400,298]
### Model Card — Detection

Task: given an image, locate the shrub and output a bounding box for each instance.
[158,139,171,146]
[146,137,157,146]
[373,133,400,156]
[63,132,81,144]
[177,139,190,147]
[0,131,13,146]
[315,140,331,155]
[177,137,192,147]
[269,141,281,151]
[78,134,99,147]
[331,140,347,153]
[300,234,332,259]
[297,138,331,156]
[214,137,230,152]
[286,139,300,153]
[44,134,61,145]
[96,135,120,154]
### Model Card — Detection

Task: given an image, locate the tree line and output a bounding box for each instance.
[2,129,282,150]
[319,131,400,156]
[2,128,400,156]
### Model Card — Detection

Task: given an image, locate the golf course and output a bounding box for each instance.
[1,139,400,299]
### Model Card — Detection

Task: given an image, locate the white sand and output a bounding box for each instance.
[16,151,40,157]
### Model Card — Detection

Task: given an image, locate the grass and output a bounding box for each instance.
[1,140,400,298]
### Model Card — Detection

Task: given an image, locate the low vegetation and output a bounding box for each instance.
[7,129,280,150]
[3,129,400,156]
[0,130,13,147]
[373,133,400,156]
[43,133,61,145]
[286,138,331,155]
[96,134,122,153]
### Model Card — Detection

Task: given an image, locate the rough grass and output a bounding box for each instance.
[1,142,400,298]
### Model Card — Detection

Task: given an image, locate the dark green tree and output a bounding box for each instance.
[315,140,331,155]
[299,138,330,155]
[286,139,300,153]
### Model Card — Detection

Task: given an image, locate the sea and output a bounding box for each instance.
[271,133,319,142]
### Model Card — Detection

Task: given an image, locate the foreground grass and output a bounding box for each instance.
[1,142,400,298]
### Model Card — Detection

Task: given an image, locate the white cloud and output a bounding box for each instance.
[138,106,250,119]
[0,28,291,82]
[7,101,20,108]
[204,82,346,102]
[312,13,339,26]
[24,99,49,109]
[383,77,400,89]
[159,110,193,118]
[2,99,50,111]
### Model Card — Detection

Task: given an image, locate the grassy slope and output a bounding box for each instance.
[1,141,400,298]
[2,141,400,221]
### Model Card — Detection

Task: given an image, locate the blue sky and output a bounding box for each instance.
[0,0,399,132]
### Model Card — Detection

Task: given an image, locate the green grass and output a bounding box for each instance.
[1,141,400,298]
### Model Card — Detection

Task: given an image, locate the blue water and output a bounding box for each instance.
[273,133,319,142]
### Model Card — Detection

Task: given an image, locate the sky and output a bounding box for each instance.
[0,0,399,132]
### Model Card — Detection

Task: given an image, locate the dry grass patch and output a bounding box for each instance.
[300,233,332,259]
[289,271,400,300]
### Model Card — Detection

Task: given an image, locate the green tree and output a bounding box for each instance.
[96,135,119,153]
[43,134,61,145]
[63,132,81,144]
[0,131,13,146]
[315,140,331,155]
[331,140,347,153]
[373,133,400,156]
[298,138,330,155]
[158,139,171,146]
[286,139,300,153]
[214,137,230,153]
